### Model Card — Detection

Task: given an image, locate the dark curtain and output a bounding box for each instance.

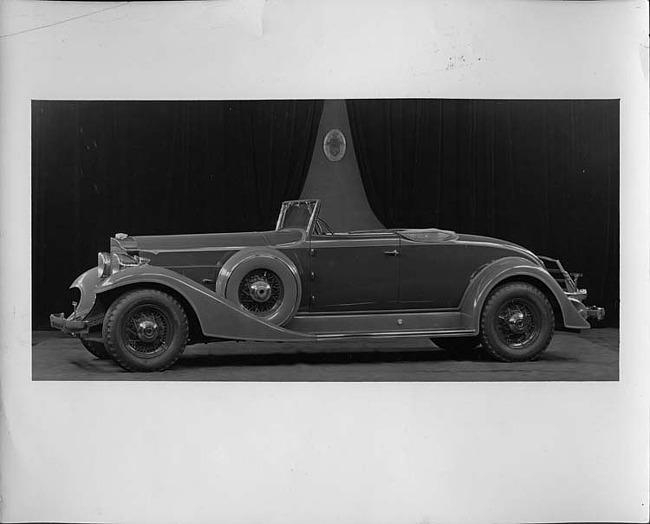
[347,99,619,326]
[32,100,323,328]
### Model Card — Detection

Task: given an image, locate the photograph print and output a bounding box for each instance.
[4,0,647,522]
[32,98,619,381]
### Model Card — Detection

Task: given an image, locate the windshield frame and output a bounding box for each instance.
[275,199,321,233]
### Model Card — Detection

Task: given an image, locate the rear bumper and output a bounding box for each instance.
[50,313,89,335]
[567,298,605,323]
[584,306,606,321]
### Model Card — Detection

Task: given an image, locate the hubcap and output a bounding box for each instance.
[249,280,272,303]
[123,306,171,357]
[506,311,526,333]
[238,269,283,315]
[496,299,540,348]
[136,319,160,342]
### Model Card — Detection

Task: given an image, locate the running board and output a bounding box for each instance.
[314,329,476,340]
[285,311,476,338]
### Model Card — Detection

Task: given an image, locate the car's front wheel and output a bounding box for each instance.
[479,282,554,362]
[102,289,189,372]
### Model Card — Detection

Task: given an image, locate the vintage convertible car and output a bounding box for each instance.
[50,199,605,371]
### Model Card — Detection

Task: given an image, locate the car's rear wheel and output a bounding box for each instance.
[80,338,112,360]
[216,249,301,326]
[102,289,189,372]
[479,282,554,362]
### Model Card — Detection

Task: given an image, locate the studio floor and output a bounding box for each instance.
[31,328,619,381]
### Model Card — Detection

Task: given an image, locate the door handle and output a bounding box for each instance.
[383,249,400,256]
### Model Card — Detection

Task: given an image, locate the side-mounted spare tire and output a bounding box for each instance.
[215,248,301,326]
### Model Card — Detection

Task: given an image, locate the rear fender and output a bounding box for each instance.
[95,266,313,341]
[460,257,590,331]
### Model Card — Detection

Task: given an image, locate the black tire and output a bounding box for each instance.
[216,249,301,326]
[479,282,554,362]
[80,339,112,360]
[431,336,480,352]
[102,289,189,372]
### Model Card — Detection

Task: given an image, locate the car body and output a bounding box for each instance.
[50,199,605,371]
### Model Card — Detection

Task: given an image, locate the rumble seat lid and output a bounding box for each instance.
[398,228,459,243]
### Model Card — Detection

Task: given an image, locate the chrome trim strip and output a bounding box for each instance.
[295,307,459,317]
[142,246,249,255]
[315,329,476,340]
[310,236,399,248]
[164,264,224,269]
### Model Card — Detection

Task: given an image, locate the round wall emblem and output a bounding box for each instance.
[323,129,346,162]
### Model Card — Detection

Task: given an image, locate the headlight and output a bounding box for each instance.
[98,252,112,278]
[98,252,146,278]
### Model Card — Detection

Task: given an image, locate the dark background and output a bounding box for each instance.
[32,99,324,326]
[32,99,619,328]
[347,99,619,326]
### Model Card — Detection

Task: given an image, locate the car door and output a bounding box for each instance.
[309,232,400,312]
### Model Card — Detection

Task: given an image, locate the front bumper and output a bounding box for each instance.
[50,313,90,335]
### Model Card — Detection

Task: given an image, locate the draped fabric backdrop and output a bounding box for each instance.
[32,100,324,328]
[347,99,619,326]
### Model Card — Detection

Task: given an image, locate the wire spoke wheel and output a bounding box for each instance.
[495,299,540,348]
[121,304,173,358]
[103,289,189,372]
[479,282,554,362]
[238,269,284,315]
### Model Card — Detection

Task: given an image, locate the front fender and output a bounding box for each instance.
[95,265,313,342]
[70,268,102,319]
[460,257,590,331]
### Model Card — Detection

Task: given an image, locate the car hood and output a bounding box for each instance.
[112,229,304,254]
